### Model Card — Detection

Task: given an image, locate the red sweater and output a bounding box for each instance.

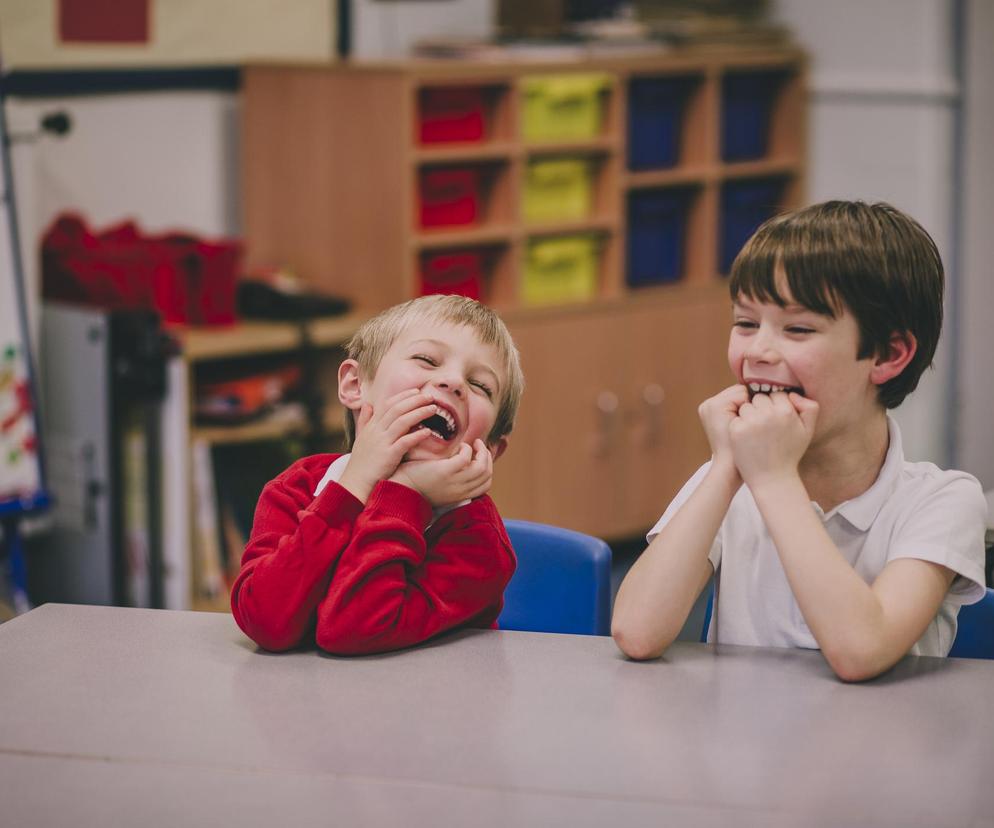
[230,454,516,655]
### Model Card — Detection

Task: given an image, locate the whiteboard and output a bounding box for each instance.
[0,77,48,517]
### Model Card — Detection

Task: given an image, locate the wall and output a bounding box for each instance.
[352,0,493,58]
[956,0,994,490]
[0,0,334,67]
[771,0,959,467]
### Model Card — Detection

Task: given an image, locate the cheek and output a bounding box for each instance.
[468,398,497,435]
[727,338,743,373]
[377,366,424,397]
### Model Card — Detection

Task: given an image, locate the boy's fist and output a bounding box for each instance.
[729,391,819,486]
[698,384,750,474]
[390,439,494,508]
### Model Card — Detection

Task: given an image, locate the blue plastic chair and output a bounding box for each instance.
[498,519,612,636]
[949,588,994,659]
[700,584,714,643]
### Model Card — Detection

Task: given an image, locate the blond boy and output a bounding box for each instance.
[232,295,524,655]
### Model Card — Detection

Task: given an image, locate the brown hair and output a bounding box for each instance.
[729,200,944,409]
[343,294,524,446]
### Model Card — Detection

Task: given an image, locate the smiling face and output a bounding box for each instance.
[728,279,883,444]
[344,319,506,461]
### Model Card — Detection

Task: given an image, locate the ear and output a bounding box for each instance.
[870,331,917,387]
[488,436,508,462]
[337,359,364,411]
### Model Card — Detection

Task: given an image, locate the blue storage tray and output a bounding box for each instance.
[626,188,692,287]
[720,178,786,274]
[627,77,694,171]
[721,71,784,162]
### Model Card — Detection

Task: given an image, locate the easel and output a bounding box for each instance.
[0,64,51,616]
[1,512,33,616]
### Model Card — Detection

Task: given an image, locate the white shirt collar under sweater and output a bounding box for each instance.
[314,453,467,523]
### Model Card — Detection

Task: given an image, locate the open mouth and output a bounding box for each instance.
[747,382,805,399]
[416,407,457,441]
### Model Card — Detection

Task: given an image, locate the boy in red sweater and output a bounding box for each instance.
[231,295,524,655]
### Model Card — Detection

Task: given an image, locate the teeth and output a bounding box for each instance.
[436,407,455,435]
[748,382,792,394]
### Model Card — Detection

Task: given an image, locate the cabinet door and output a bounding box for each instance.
[621,295,732,535]
[491,311,629,537]
[491,294,731,541]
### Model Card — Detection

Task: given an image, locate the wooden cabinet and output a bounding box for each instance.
[241,48,806,540]
[491,284,731,538]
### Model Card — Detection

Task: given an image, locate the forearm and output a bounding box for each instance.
[231,482,361,651]
[612,463,737,659]
[316,487,511,654]
[750,475,899,679]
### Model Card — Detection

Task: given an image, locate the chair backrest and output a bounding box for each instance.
[700,584,714,643]
[949,588,994,659]
[498,519,612,636]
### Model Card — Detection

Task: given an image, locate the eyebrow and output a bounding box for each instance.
[408,338,502,392]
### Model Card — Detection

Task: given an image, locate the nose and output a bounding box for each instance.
[431,372,465,397]
[744,324,780,365]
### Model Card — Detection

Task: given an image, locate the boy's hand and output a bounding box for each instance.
[389,439,494,508]
[729,391,819,487]
[698,384,750,479]
[338,390,438,503]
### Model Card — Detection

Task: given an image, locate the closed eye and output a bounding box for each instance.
[470,379,493,398]
[413,354,438,366]
[786,326,815,335]
[732,320,758,330]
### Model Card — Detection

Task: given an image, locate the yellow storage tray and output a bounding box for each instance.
[523,157,593,224]
[521,73,610,142]
[522,234,599,306]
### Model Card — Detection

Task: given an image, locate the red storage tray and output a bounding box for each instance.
[419,87,485,144]
[420,250,483,300]
[419,167,481,228]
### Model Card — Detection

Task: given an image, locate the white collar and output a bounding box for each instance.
[820,415,903,530]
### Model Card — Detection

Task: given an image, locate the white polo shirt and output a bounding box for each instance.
[647,417,988,657]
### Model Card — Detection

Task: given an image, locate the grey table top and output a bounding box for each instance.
[1,603,992,828]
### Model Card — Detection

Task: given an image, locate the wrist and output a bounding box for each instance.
[337,467,373,504]
[708,455,742,489]
[745,468,806,506]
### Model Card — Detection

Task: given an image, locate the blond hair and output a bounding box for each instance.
[343,294,524,447]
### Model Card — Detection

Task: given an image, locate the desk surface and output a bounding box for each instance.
[1,604,992,828]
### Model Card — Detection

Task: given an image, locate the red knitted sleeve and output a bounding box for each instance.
[230,456,363,651]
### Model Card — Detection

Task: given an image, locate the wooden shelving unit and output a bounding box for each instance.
[165,314,365,611]
[239,46,807,541]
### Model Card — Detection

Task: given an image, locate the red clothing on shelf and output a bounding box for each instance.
[230,454,516,655]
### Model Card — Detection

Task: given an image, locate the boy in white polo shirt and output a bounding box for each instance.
[612,200,987,681]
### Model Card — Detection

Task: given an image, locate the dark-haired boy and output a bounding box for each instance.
[612,200,987,681]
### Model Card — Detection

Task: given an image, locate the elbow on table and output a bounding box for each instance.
[238,618,300,653]
[821,641,894,683]
[316,619,402,656]
[611,621,670,661]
